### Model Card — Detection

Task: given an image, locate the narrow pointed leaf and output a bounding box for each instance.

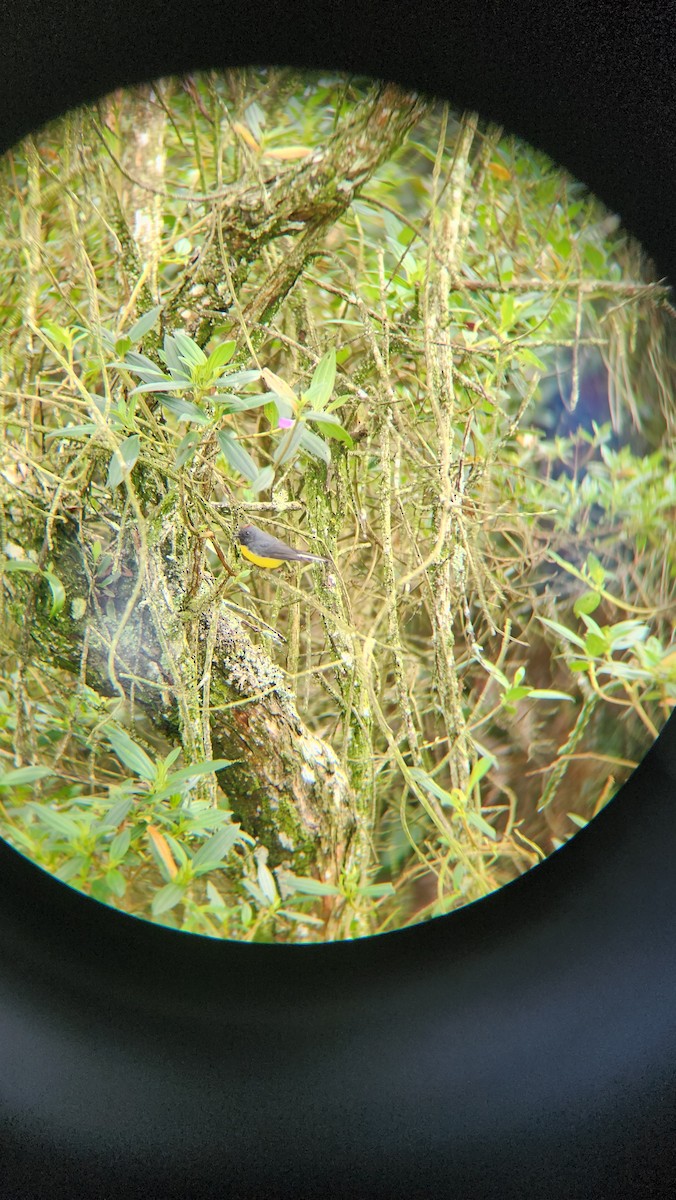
[106,434,140,489]
[205,340,236,374]
[217,431,259,481]
[173,330,207,366]
[126,304,163,343]
[160,395,209,423]
[262,367,298,406]
[301,348,336,410]
[104,724,156,781]
[299,426,331,464]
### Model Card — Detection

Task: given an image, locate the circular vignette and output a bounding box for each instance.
[0,7,676,1200]
[1,70,674,942]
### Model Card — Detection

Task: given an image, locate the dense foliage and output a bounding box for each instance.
[1,69,674,941]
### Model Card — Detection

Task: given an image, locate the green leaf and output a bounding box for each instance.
[122,350,169,380]
[326,393,352,412]
[273,421,305,467]
[301,349,336,410]
[250,465,275,494]
[467,756,495,792]
[408,139,439,163]
[191,824,248,873]
[99,327,118,351]
[160,395,209,423]
[214,393,270,414]
[151,881,187,916]
[173,330,207,367]
[303,410,343,426]
[479,659,510,690]
[166,753,235,782]
[307,417,354,448]
[499,294,515,330]
[257,863,279,905]
[410,767,461,809]
[28,803,81,839]
[264,400,279,427]
[607,621,650,651]
[56,856,88,883]
[595,661,645,682]
[585,631,610,657]
[106,434,141,490]
[551,235,571,258]
[131,380,195,395]
[516,347,548,372]
[583,243,605,273]
[574,591,602,617]
[105,795,135,827]
[539,617,587,650]
[1,559,41,574]
[579,613,603,637]
[174,431,201,468]
[163,335,190,377]
[104,725,156,782]
[214,369,261,389]
[276,909,325,927]
[241,880,266,906]
[528,689,575,701]
[358,882,396,898]
[90,878,114,903]
[217,431,259,481]
[268,395,294,423]
[45,570,66,618]
[586,552,606,586]
[0,765,54,789]
[105,867,127,898]
[40,319,73,349]
[126,304,163,343]
[299,426,331,465]
[206,881,227,910]
[153,758,234,801]
[45,422,98,442]
[498,251,515,280]
[205,340,236,375]
[280,874,342,897]
[108,827,132,864]
[465,810,498,841]
[501,685,532,706]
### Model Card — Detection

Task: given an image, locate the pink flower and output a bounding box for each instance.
[278,416,294,428]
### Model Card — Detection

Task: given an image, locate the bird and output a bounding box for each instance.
[235,523,329,569]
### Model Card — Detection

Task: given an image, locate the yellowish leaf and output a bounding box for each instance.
[262,368,299,407]
[147,825,177,879]
[263,146,312,161]
[232,121,260,153]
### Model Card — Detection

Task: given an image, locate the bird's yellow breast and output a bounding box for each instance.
[239,544,285,569]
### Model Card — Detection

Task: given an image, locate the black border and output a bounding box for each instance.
[1,3,675,1196]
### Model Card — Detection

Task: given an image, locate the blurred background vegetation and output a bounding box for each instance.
[1,68,674,942]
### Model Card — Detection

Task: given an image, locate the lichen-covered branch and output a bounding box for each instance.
[10,517,359,885]
[167,83,427,340]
